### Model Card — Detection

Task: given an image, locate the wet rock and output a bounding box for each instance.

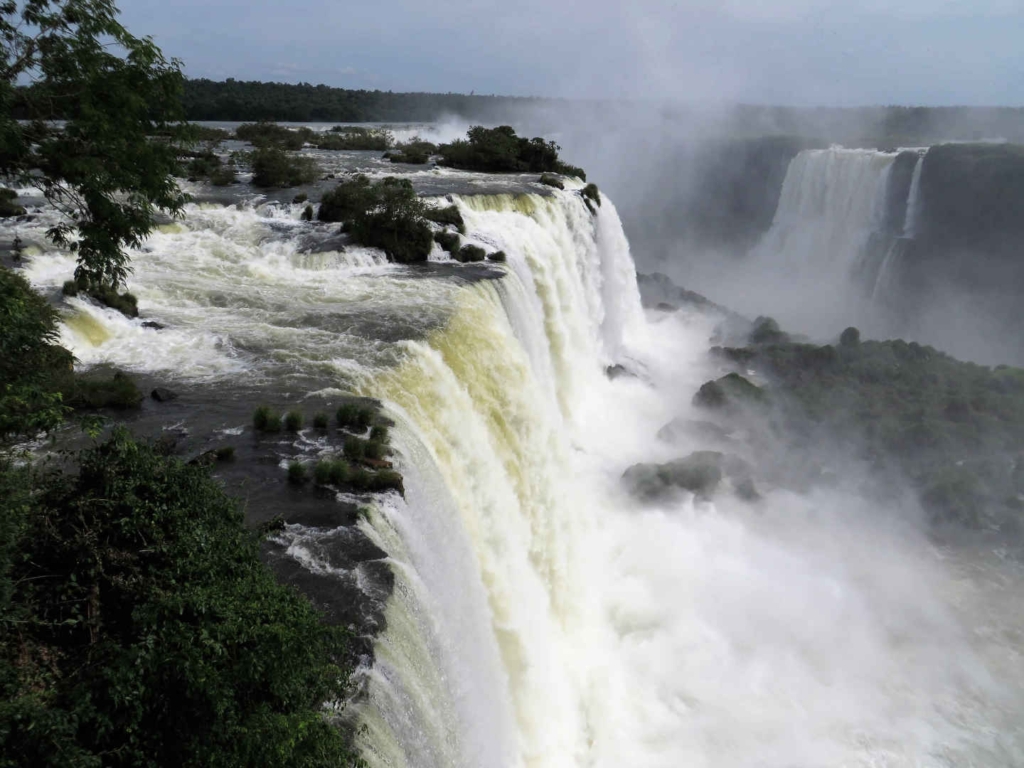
[655,302,677,312]
[142,321,165,330]
[605,364,634,380]
[693,373,765,411]
[623,451,725,501]
[151,387,179,402]
[657,418,733,444]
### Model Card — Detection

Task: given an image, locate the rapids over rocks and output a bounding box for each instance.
[10,147,1024,767]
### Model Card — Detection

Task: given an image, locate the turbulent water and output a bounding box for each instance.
[11,152,1024,766]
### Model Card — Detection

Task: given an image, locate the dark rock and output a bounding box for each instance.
[735,477,761,501]
[487,250,507,263]
[693,373,765,411]
[657,418,733,444]
[142,321,165,330]
[655,302,677,312]
[455,244,486,263]
[623,451,725,501]
[605,364,634,380]
[151,387,179,402]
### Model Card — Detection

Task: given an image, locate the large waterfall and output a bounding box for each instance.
[16,180,1024,767]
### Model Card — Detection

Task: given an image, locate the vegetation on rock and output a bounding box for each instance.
[455,244,486,263]
[438,125,586,178]
[249,147,320,188]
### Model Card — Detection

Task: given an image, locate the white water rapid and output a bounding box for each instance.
[15,179,1024,767]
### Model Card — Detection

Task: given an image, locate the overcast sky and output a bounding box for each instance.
[120,0,1023,106]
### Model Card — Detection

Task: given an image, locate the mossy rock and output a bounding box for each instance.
[622,451,725,501]
[455,244,486,263]
[423,204,465,233]
[487,250,507,263]
[538,173,564,190]
[69,371,143,410]
[435,230,460,255]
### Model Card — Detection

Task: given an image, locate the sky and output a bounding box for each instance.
[119,0,1024,106]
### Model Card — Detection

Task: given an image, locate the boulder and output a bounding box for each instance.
[151,387,179,402]
[142,321,165,330]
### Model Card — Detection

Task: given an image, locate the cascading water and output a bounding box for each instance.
[14,172,1024,767]
[870,153,925,303]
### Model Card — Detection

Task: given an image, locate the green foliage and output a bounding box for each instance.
[2,0,190,289]
[423,205,465,232]
[314,127,392,151]
[0,268,73,440]
[293,192,309,204]
[313,412,329,429]
[327,459,350,485]
[320,176,432,263]
[538,173,564,189]
[693,373,766,411]
[209,163,237,186]
[336,404,358,428]
[438,125,586,178]
[253,405,283,433]
[285,410,304,432]
[235,121,311,150]
[581,183,601,209]
[369,425,389,443]
[186,151,222,181]
[214,445,235,462]
[720,334,1024,528]
[434,230,461,255]
[0,431,361,767]
[749,316,789,345]
[250,147,321,188]
[287,460,307,485]
[302,203,315,221]
[387,149,429,164]
[343,436,366,461]
[365,441,387,461]
[487,250,507,263]
[456,244,486,263]
[61,279,79,296]
[68,371,143,410]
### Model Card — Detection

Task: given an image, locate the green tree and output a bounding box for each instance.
[0,0,189,289]
[0,430,364,767]
[0,266,73,440]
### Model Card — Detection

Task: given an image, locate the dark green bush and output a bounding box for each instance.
[250,147,320,188]
[749,316,789,345]
[315,127,392,151]
[348,468,373,491]
[214,445,235,462]
[287,460,307,485]
[423,204,465,232]
[0,267,74,439]
[285,410,304,432]
[388,149,430,164]
[365,441,387,460]
[301,203,314,221]
[435,230,461,255]
[343,436,366,461]
[313,412,329,429]
[293,192,308,204]
[487,250,507,263]
[254,405,283,433]
[581,183,601,210]
[336,403,359,427]
[186,151,221,181]
[369,470,404,494]
[840,327,861,347]
[209,163,237,186]
[328,459,350,485]
[438,125,587,179]
[236,121,312,150]
[69,280,139,318]
[313,459,333,485]
[0,431,361,767]
[456,244,486,263]
[61,279,78,296]
[356,407,374,429]
[369,424,389,443]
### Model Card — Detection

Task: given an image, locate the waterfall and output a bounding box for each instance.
[750,148,896,279]
[870,153,925,303]
[15,178,1024,768]
[903,153,925,238]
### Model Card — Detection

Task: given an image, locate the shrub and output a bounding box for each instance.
[70,280,139,317]
[235,121,312,150]
[318,175,373,223]
[749,316,789,345]
[209,163,237,186]
[365,440,387,460]
[343,436,366,461]
[214,445,235,462]
[287,460,307,485]
[370,424,389,443]
[301,203,314,221]
[316,127,393,151]
[336,403,359,427]
[69,371,143,410]
[62,279,79,296]
[250,147,320,188]
[328,459,350,485]
[539,173,564,189]
[581,183,601,209]
[313,459,333,485]
[423,204,465,232]
[0,431,361,767]
[456,244,486,263]
[356,406,374,429]
[435,230,460,255]
[254,405,283,433]
[313,412,329,429]
[186,152,221,181]
[388,149,430,164]
[285,410,304,432]
[348,468,373,491]
[487,250,507,262]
